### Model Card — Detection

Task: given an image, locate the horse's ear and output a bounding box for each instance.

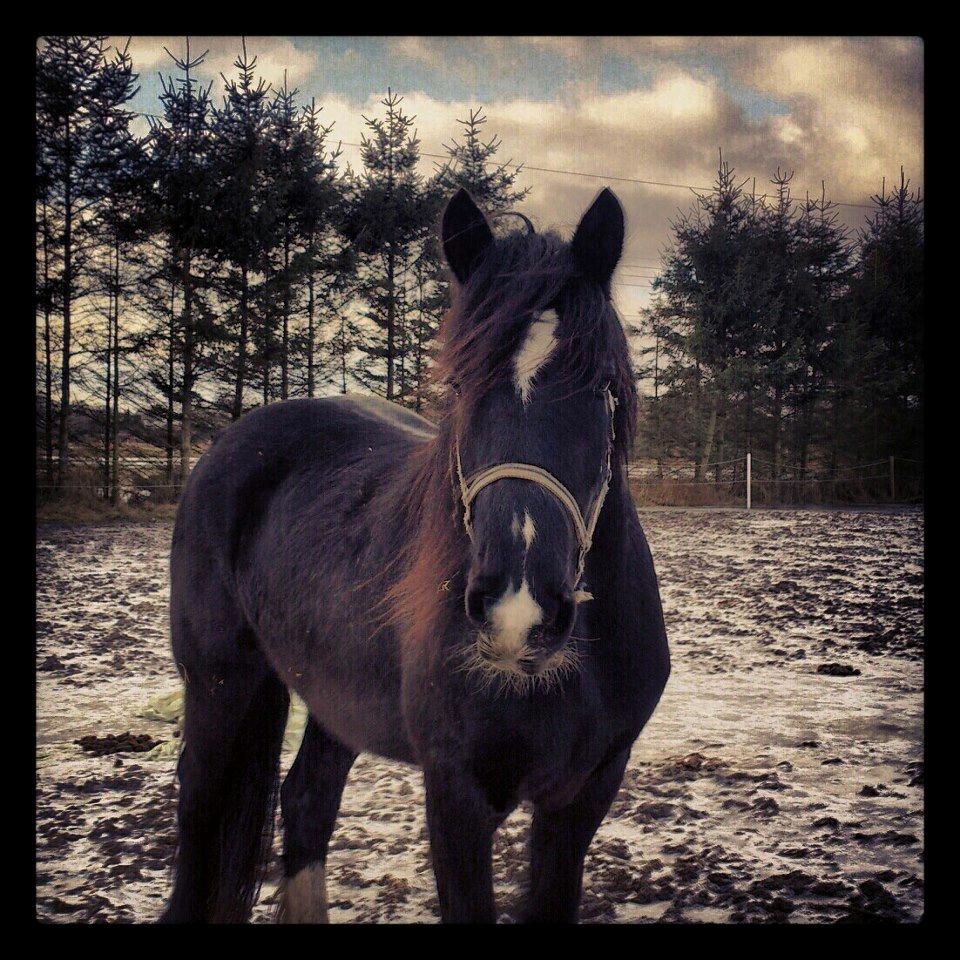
[571,187,625,286]
[442,188,494,285]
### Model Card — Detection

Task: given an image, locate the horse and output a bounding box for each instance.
[159,186,670,924]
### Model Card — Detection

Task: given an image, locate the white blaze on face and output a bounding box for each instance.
[514,309,558,405]
[486,579,543,659]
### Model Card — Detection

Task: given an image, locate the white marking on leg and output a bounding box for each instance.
[279,862,329,924]
[514,309,558,405]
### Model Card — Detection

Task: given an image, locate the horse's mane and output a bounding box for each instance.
[385,222,638,662]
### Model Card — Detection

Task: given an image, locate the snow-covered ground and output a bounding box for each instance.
[36,507,923,923]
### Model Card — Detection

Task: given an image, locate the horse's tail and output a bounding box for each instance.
[209,672,289,922]
[162,664,289,924]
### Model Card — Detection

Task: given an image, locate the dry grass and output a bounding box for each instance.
[36,497,178,525]
[629,477,744,507]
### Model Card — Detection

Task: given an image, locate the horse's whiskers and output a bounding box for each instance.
[455,633,583,697]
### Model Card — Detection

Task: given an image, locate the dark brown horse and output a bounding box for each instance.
[160,187,670,923]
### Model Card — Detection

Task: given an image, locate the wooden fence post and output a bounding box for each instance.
[746,452,752,511]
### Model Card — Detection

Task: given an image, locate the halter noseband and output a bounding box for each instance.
[454,388,618,588]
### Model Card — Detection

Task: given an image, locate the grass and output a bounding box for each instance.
[36,497,178,525]
[629,477,744,508]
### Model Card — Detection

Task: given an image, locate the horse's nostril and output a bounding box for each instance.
[465,582,499,627]
[540,591,576,642]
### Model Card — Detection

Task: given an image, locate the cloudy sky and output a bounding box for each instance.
[119,36,924,322]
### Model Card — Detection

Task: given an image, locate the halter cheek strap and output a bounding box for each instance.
[454,388,618,588]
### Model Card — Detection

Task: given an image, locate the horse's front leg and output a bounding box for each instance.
[522,746,631,924]
[423,764,498,923]
[278,718,357,923]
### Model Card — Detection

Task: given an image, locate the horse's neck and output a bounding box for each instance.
[589,465,633,573]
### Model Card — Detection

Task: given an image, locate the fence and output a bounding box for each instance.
[38,451,923,510]
[628,454,923,508]
[36,454,185,506]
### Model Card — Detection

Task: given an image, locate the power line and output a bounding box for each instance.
[336,139,877,210]
[131,109,879,211]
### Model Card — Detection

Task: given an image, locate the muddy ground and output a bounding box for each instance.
[36,507,923,923]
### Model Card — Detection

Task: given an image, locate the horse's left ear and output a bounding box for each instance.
[571,187,625,286]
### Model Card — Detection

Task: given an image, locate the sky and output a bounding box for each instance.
[117,35,924,326]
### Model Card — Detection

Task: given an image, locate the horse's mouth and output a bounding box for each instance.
[471,634,577,685]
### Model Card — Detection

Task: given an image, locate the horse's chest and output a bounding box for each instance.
[467,699,610,812]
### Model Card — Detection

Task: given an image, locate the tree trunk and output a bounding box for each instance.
[165,280,175,494]
[232,266,248,420]
[180,253,194,490]
[103,278,113,499]
[771,383,783,490]
[42,196,54,484]
[307,271,315,397]
[386,246,395,400]
[281,234,290,400]
[110,242,121,505]
[691,362,703,481]
[57,119,73,490]
[698,393,719,480]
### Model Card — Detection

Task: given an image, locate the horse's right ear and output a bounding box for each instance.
[442,188,494,285]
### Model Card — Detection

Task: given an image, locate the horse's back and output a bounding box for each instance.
[176,395,432,534]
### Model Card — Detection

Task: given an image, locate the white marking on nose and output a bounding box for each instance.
[510,509,537,551]
[521,510,536,549]
[514,309,558,405]
[487,578,543,657]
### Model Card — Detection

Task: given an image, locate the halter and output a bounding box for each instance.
[454,388,618,588]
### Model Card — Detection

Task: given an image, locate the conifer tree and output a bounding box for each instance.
[208,38,273,419]
[848,169,924,461]
[346,90,436,401]
[435,108,529,211]
[148,38,218,487]
[36,36,140,488]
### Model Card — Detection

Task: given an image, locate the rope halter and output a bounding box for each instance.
[454,387,618,588]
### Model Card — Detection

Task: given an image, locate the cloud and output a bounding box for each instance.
[121,36,923,312]
[113,36,315,95]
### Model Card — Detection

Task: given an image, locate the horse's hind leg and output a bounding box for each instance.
[161,620,289,924]
[277,717,356,923]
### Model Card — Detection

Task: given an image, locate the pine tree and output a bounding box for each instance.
[790,184,853,482]
[653,152,764,478]
[148,38,219,488]
[208,38,273,419]
[435,108,529,211]
[848,169,924,461]
[36,36,140,489]
[345,91,437,402]
[293,98,350,398]
[87,40,152,502]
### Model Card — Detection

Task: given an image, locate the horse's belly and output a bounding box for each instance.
[291,666,417,765]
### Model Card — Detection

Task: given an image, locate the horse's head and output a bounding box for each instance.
[438,187,635,683]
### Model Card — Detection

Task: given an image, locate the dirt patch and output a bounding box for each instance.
[36,508,923,923]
